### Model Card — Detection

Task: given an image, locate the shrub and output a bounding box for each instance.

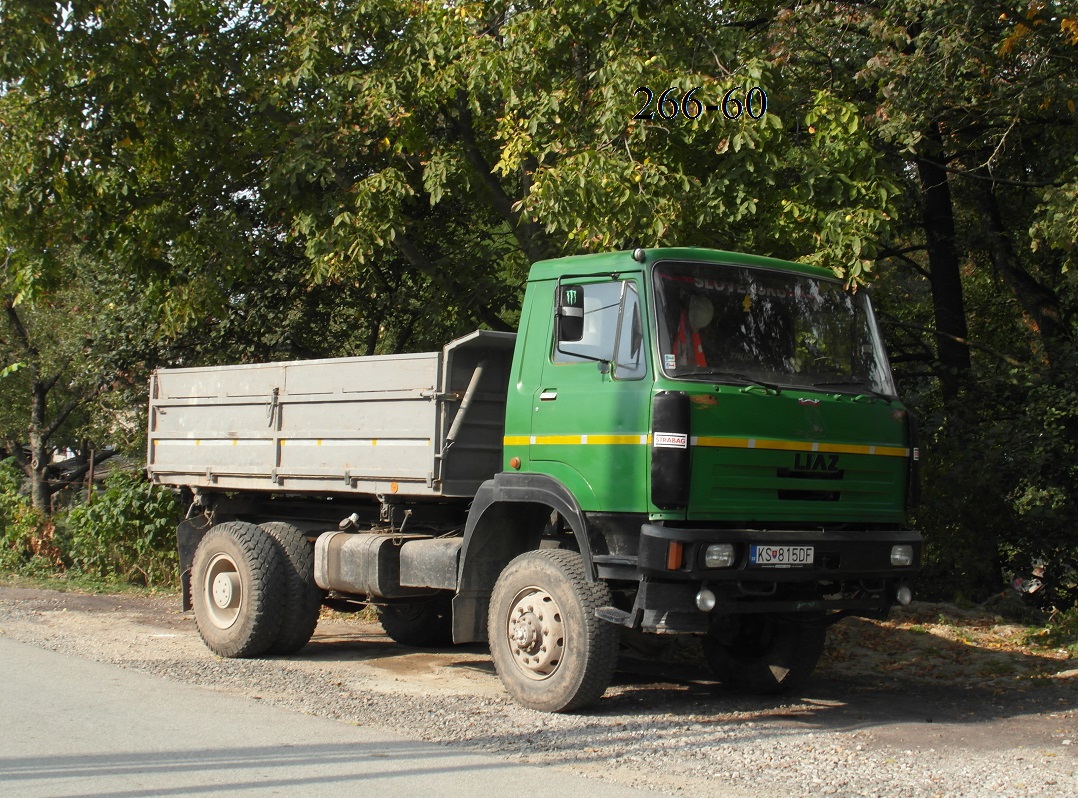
[909,371,1078,606]
[65,470,179,587]
[0,458,62,574]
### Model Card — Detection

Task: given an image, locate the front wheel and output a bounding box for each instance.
[488,549,618,712]
[191,521,286,658]
[702,614,827,695]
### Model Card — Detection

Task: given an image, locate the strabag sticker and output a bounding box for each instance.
[654,433,688,449]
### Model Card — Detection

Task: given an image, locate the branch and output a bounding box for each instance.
[41,379,109,445]
[890,371,940,380]
[3,298,36,358]
[880,316,1027,368]
[46,449,119,496]
[448,92,551,263]
[393,235,513,332]
[877,245,931,279]
[973,182,1074,360]
[906,155,1062,189]
[996,3,1078,44]
[722,16,770,31]
[41,395,83,444]
[2,440,31,475]
[885,330,938,361]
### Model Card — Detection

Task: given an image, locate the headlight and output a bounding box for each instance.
[704,544,737,568]
[890,545,914,567]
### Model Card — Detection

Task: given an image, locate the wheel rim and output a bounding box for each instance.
[204,553,243,630]
[505,585,565,681]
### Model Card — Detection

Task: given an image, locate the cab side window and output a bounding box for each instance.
[554,280,646,380]
[614,283,646,379]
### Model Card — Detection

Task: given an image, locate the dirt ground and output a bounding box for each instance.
[0,584,1075,797]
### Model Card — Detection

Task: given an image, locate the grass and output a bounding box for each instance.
[0,569,179,597]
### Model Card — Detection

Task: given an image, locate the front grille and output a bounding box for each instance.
[775,467,845,480]
[776,466,843,501]
[694,450,903,522]
[777,488,840,501]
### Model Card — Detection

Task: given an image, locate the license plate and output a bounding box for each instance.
[750,545,814,568]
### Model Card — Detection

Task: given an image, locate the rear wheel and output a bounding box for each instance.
[702,614,827,694]
[488,549,618,712]
[260,522,323,654]
[191,521,285,658]
[377,595,453,647]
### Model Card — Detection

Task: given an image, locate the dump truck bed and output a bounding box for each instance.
[147,330,515,498]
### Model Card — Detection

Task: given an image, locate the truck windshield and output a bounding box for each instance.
[652,260,897,396]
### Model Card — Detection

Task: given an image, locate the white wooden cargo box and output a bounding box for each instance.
[147,331,516,498]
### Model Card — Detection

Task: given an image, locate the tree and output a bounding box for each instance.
[0,260,135,510]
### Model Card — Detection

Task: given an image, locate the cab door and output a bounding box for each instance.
[529,277,651,513]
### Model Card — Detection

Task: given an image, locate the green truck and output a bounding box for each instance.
[148,247,921,712]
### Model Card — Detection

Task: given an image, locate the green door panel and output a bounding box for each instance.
[527,276,651,513]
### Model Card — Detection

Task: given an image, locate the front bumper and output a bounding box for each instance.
[638,523,922,582]
[593,524,922,633]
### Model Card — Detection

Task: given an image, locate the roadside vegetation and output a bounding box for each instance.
[0,459,178,590]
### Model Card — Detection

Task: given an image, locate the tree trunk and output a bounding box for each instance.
[916,122,972,401]
[450,92,552,265]
[974,184,1072,367]
[28,380,51,513]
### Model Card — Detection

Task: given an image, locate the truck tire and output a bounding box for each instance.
[260,522,323,654]
[488,549,618,713]
[377,595,453,647]
[191,521,285,658]
[702,614,827,695]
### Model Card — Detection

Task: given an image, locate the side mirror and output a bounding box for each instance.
[556,284,585,342]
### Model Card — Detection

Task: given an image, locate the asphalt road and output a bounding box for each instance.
[0,636,665,798]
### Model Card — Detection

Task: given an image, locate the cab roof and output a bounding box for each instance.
[527,247,838,283]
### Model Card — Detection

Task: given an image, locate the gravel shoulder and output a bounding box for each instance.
[0,585,1074,798]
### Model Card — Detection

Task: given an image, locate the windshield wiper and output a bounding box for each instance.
[811,380,894,403]
[683,370,782,394]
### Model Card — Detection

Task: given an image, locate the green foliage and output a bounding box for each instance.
[906,366,1078,604]
[0,458,61,574]
[1024,605,1078,656]
[64,471,179,587]
[1032,169,1078,276]
[2,460,180,588]
[777,91,901,282]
